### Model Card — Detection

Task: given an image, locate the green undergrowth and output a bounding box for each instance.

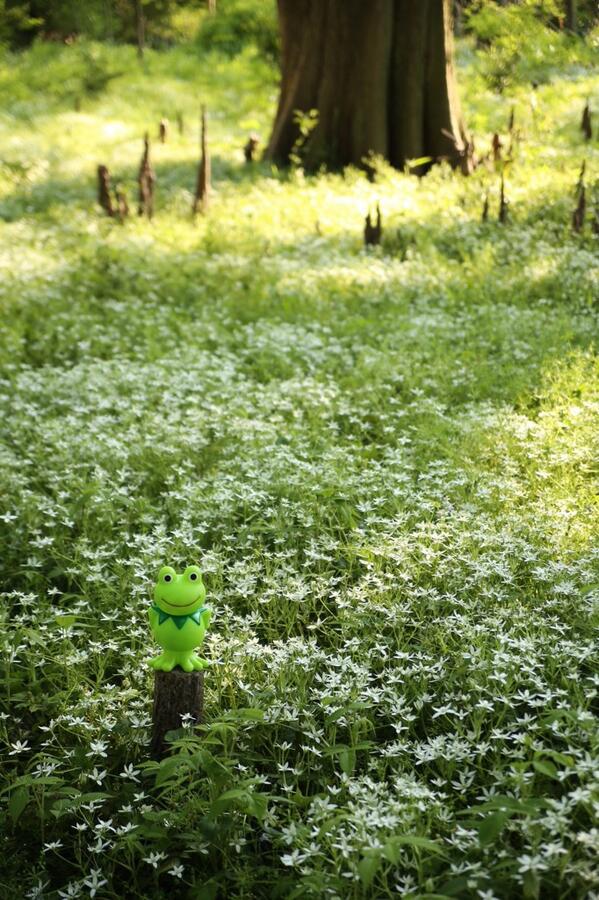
[0,34,598,900]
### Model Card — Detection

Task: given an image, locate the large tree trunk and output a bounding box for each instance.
[134,0,145,59]
[266,0,467,172]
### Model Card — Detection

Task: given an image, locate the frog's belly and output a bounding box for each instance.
[152,619,204,652]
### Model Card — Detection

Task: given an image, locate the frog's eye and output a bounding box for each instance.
[158,565,176,584]
[184,565,202,583]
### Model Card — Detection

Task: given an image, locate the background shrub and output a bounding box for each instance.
[196,0,278,63]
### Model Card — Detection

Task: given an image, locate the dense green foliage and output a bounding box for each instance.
[465,0,599,90]
[0,0,204,48]
[196,0,277,63]
[0,26,598,900]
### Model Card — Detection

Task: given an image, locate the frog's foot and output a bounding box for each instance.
[189,654,209,671]
[149,652,177,672]
[178,654,208,672]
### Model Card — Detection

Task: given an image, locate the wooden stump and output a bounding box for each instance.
[151,669,204,758]
[244,134,260,163]
[364,204,382,246]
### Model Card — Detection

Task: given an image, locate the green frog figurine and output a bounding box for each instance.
[149,565,211,672]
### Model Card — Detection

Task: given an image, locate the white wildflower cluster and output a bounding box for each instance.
[0,35,598,900]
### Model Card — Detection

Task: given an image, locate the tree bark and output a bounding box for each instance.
[266,0,467,172]
[135,0,145,59]
[151,670,204,758]
[565,0,578,33]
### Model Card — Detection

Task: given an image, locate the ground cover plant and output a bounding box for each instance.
[0,21,598,900]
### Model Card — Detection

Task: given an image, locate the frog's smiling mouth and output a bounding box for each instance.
[158,596,202,609]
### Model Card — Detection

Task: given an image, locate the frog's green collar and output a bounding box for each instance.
[151,604,208,630]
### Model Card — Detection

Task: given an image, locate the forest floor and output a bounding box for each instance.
[0,35,598,900]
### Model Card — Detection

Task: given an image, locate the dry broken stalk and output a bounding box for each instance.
[581,102,592,141]
[572,162,586,233]
[159,119,168,143]
[498,174,508,224]
[97,165,114,217]
[364,204,382,246]
[441,127,476,175]
[116,188,129,223]
[192,105,211,216]
[572,186,586,233]
[138,133,155,220]
[244,134,260,163]
[492,132,503,163]
[482,192,489,223]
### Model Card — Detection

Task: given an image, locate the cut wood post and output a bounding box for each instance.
[192,105,210,216]
[138,132,155,220]
[97,164,115,216]
[151,670,204,758]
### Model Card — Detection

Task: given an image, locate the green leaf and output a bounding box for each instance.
[540,749,574,767]
[523,869,540,900]
[193,882,219,900]
[8,786,29,825]
[338,748,355,776]
[533,759,558,779]
[407,156,434,169]
[458,795,547,816]
[155,754,193,788]
[0,775,63,796]
[383,834,446,861]
[55,614,76,628]
[357,850,381,889]
[477,810,511,845]
[226,707,264,722]
[208,787,268,821]
[440,876,470,897]
[246,792,268,821]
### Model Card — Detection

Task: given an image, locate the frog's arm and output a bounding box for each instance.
[200,607,212,630]
[148,605,158,632]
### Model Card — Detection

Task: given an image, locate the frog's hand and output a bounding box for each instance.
[148,606,159,634]
[200,607,212,630]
